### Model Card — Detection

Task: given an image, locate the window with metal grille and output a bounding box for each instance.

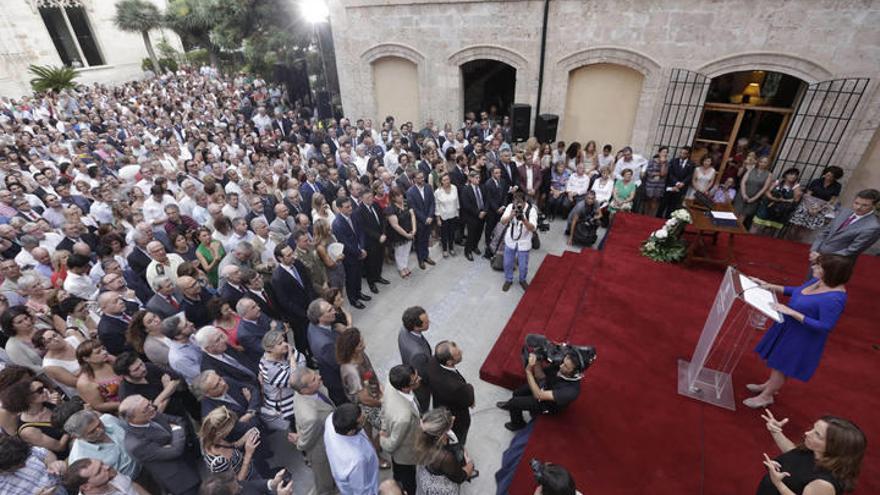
[653,68,711,153]
[39,5,104,68]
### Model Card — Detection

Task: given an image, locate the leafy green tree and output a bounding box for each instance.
[165,0,221,66]
[28,65,79,93]
[114,0,164,73]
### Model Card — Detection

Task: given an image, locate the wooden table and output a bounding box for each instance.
[682,200,747,267]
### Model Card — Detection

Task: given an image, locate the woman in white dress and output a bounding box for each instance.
[34,328,80,397]
[687,156,717,200]
[434,174,460,258]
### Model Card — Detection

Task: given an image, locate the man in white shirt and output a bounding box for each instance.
[324,403,380,494]
[251,106,272,133]
[565,163,591,207]
[63,253,99,301]
[63,458,147,495]
[613,146,648,185]
[597,143,615,170]
[383,138,403,172]
[145,241,185,289]
[142,185,178,232]
[353,144,370,177]
[500,192,538,292]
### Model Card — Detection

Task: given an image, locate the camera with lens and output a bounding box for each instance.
[530,459,577,494]
[521,333,597,380]
[514,202,525,220]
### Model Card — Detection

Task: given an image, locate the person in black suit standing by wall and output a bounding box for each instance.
[332,197,370,309]
[426,340,474,444]
[270,244,317,362]
[355,190,390,294]
[657,146,694,218]
[483,166,507,259]
[459,171,488,261]
[405,172,437,270]
[497,149,520,201]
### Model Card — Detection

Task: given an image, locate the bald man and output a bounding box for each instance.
[97,291,134,355]
[177,276,212,327]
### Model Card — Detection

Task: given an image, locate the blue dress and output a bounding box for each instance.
[754,278,847,381]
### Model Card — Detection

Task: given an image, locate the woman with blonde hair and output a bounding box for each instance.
[200,406,262,481]
[415,407,476,494]
[311,192,336,226]
[75,340,121,413]
[313,218,346,290]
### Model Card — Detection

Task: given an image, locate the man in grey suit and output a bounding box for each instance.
[291,368,339,495]
[397,306,432,412]
[118,394,201,495]
[380,365,423,495]
[307,299,348,405]
[145,275,181,319]
[810,189,880,263]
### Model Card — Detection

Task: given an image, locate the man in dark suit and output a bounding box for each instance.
[196,325,261,385]
[55,222,98,253]
[483,166,507,258]
[332,197,370,308]
[405,172,436,270]
[145,275,181,319]
[127,229,154,282]
[119,395,201,495]
[270,244,316,361]
[97,292,133,355]
[426,341,475,444]
[306,299,348,405]
[657,146,694,218]
[235,297,274,364]
[810,189,880,265]
[459,171,488,261]
[396,167,415,191]
[496,149,520,201]
[242,268,283,321]
[177,276,213,327]
[193,370,264,445]
[355,190,390,294]
[397,306,432,413]
[299,170,321,217]
[218,265,247,307]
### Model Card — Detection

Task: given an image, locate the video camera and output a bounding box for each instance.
[521,333,597,380]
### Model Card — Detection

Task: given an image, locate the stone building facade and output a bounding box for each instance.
[327,0,879,200]
[1,0,181,97]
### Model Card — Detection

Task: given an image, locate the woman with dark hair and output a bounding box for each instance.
[33,328,80,398]
[207,297,243,351]
[385,188,417,278]
[787,166,845,242]
[322,288,352,328]
[745,254,853,408]
[564,142,583,172]
[53,295,96,342]
[736,155,775,229]
[0,366,37,435]
[1,306,43,372]
[74,340,121,413]
[759,410,866,494]
[0,379,70,457]
[415,407,476,494]
[125,310,169,366]
[170,230,197,262]
[335,327,388,468]
[752,167,803,237]
[195,226,225,288]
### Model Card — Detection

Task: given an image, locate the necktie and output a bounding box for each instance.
[371,205,380,225]
[288,265,303,287]
[167,295,179,310]
[262,291,273,308]
[474,185,484,210]
[316,392,335,407]
[837,214,858,231]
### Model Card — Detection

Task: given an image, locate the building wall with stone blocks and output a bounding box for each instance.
[1,0,182,97]
[327,0,880,196]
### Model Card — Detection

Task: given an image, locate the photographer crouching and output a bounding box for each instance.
[501,191,539,292]
[496,336,593,431]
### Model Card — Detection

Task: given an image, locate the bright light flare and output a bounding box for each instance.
[301,0,329,24]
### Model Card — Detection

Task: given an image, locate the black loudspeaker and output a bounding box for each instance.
[510,103,531,142]
[535,114,559,144]
[316,91,332,119]
[286,61,311,105]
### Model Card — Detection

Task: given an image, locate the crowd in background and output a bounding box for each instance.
[0,63,871,495]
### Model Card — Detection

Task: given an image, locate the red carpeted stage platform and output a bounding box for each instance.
[481,213,880,494]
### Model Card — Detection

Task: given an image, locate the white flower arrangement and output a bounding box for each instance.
[641,210,694,262]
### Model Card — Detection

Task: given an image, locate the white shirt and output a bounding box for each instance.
[613,155,648,184]
[434,185,459,220]
[502,203,538,251]
[323,414,380,495]
[383,148,401,171]
[63,271,99,301]
[591,177,615,204]
[142,195,178,227]
[566,173,590,196]
[597,153,615,169]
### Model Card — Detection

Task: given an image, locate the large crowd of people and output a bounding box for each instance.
[0,64,875,495]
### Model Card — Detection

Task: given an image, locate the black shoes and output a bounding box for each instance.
[369,283,379,294]
[505,422,527,432]
[359,294,372,301]
[502,281,512,292]
[419,261,426,270]
[520,281,529,290]
[376,277,390,285]
[473,248,482,255]
[496,401,510,410]
[465,252,474,261]
[351,301,365,309]
[425,258,436,266]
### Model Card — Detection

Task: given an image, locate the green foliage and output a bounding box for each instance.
[28,65,79,93]
[141,57,179,73]
[113,0,163,33]
[156,39,179,59]
[185,48,210,66]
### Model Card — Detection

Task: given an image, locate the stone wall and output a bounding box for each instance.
[0,0,182,97]
[328,0,880,194]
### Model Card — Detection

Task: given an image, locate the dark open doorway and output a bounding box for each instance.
[461,59,516,119]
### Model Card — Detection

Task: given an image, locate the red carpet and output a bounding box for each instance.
[482,213,880,494]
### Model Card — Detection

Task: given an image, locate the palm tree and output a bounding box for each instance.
[165,0,220,66]
[114,0,164,73]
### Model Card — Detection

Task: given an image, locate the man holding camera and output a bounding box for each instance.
[496,352,582,431]
[500,191,538,291]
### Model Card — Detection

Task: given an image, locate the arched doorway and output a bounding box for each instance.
[694,70,806,179]
[372,56,420,124]
[562,63,644,149]
[460,59,515,120]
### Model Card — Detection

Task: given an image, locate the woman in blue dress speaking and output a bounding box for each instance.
[744,254,854,409]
